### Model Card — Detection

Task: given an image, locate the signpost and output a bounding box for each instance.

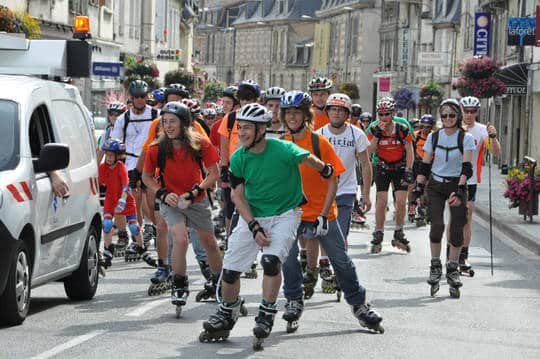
[508,17,536,46]
[92,62,122,77]
[417,52,447,67]
[474,12,491,56]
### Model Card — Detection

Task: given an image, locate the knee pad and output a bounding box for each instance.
[128,222,140,237]
[103,218,114,233]
[261,254,281,276]
[429,224,444,243]
[222,269,241,284]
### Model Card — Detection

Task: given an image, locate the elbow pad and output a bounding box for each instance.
[417,162,432,177]
[229,172,245,189]
[461,162,473,179]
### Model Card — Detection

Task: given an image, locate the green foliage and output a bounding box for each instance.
[203,82,225,103]
[419,80,444,111]
[164,69,195,94]
[338,82,360,100]
[14,11,40,39]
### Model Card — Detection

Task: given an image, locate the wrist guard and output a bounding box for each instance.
[248,219,264,239]
[156,188,169,204]
[192,184,203,197]
[461,162,473,179]
[456,185,467,203]
[320,163,334,179]
[403,170,415,184]
[220,166,230,183]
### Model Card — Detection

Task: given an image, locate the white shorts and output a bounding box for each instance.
[223,208,302,273]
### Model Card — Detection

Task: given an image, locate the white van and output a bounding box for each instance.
[0,74,102,325]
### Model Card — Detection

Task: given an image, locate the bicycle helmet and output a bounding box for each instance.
[360,112,373,120]
[237,80,261,99]
[223,85,238,100]
[460,96,481,109]
[237,103,270,123]
[280,91,312,110]
[326,93,352,113]
[215,105,225,115]
[128,80,149,96]
[308,76,333,92]
[203,108,217,117]
[107,101,126,114]
[420,114,435,125]
[160,101,192,126]
[376,97,396,113]
[351,104,363,117]
[182,99,201,114]
[152,88,166,103]
[165,83,190,99]
[265,87,286,101]
[102,138,126,153]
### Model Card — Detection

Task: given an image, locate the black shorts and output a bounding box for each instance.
[375,166,408,193]
[128,169,146,191]
[467,184,477,202]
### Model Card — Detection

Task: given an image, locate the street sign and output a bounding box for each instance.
[508,17,536,46]
[537,6,540,47]
[378,77,391,92]
[417,52,447,67]
[474,12,491,56]
[92,62,122,77]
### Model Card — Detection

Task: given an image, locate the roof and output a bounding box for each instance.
[232,0,322,26]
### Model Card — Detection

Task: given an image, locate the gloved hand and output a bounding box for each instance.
[156,188,170,205]
[402,170,415,184]
[115,198,126,213]
[314,215,329,237]
[370,125,383,139]
[320,163,334,179]
[220,166,230,183]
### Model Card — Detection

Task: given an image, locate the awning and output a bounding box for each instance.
[494,63,528,96]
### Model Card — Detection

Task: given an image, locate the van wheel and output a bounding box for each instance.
[64,226,99,300]
[0,241,31,326]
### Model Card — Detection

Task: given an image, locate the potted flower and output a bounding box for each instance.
[503,166,540,217]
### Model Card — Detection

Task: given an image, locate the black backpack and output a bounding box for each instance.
[226,111,237,140]
[122,108,159,143]
[431,130,465,161]
[279,132,321,159]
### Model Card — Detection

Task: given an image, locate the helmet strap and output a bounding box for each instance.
[246,124,265,150]
[288,122,305,134]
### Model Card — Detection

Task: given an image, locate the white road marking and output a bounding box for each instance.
[126,297,169,317]
[216,348,245,355]
[31,330,106,359]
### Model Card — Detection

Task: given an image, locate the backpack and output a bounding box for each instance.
[431,130,464,161]
[280,132,321,159]
[123,108,159,143]
[226,111,237,140]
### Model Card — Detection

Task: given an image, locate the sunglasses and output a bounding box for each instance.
[132,94,147,99]
[108,111,123,116]
[378,112,392,117]
[441,113,457,119]
[463,109,477,114]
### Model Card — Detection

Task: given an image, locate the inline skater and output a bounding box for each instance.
[262,86,287,138]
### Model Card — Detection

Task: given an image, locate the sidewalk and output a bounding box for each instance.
[474,164,540,255]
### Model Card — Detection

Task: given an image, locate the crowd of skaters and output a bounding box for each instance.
[94,75,500,348]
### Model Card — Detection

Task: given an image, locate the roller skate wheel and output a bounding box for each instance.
[286,320,299,333]
[252,337,264,351]
[195,291,205,302]
[449,287,460,299]
[98,266,106,278]
[175,305,183,318]
[469,269,475,277]
[374,324,385,334]
[336,291,342,302]
[370,244,382,254]
[240,304,248,317]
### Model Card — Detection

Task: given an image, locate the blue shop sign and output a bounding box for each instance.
[474,12,491,56]
[508,17,536,47]
[92,62,122,77]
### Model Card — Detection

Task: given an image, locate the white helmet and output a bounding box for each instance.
[203,108,217,117]
[460,96,481,109]
[264,87,287,101]
[326,93,352,112]
[377,97,396,113]
[237,103,270,123]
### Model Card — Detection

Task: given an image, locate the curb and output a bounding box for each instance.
[474,205,540,256]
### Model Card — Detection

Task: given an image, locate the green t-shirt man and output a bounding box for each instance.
[365,116,415,165]
[230,138,309,218]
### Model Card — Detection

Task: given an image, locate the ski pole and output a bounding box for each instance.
[488,128,495,276]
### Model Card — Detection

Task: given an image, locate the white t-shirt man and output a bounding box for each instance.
[109,105,156,170]
[317,123,369,196]
[465,123,488,185]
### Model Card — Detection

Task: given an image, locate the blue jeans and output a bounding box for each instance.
[282,219,366,305]
[336,193,356,240]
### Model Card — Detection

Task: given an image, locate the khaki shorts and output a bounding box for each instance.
[159,197,214,232]
[223,208,302,273]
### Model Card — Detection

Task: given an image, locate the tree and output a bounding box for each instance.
[123,56,160,90]
[392,87,417,111]
[419,80,444,113]
[203,82,225,103]
[338,82,360,100]
[164,69,195,94]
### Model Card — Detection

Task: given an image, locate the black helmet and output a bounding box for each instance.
[165,83,190,100]
[237,80,261,100]
[223,85,238,99]
[160,101,191,126]
[128,80,149,96]
[351,104,362,117]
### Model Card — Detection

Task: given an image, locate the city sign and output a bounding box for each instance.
[417,52,447,67]
[537,6,540,47]
[92,62,122,77]
[508,17,536,46]
[474,12,491,56]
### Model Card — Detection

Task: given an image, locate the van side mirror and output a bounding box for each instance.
[33,143,70,173]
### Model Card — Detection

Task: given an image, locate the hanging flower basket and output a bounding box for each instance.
[459,56,500,79]
[453,76,506,98]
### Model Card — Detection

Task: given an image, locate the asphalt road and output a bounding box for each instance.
[2,209,539,359]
